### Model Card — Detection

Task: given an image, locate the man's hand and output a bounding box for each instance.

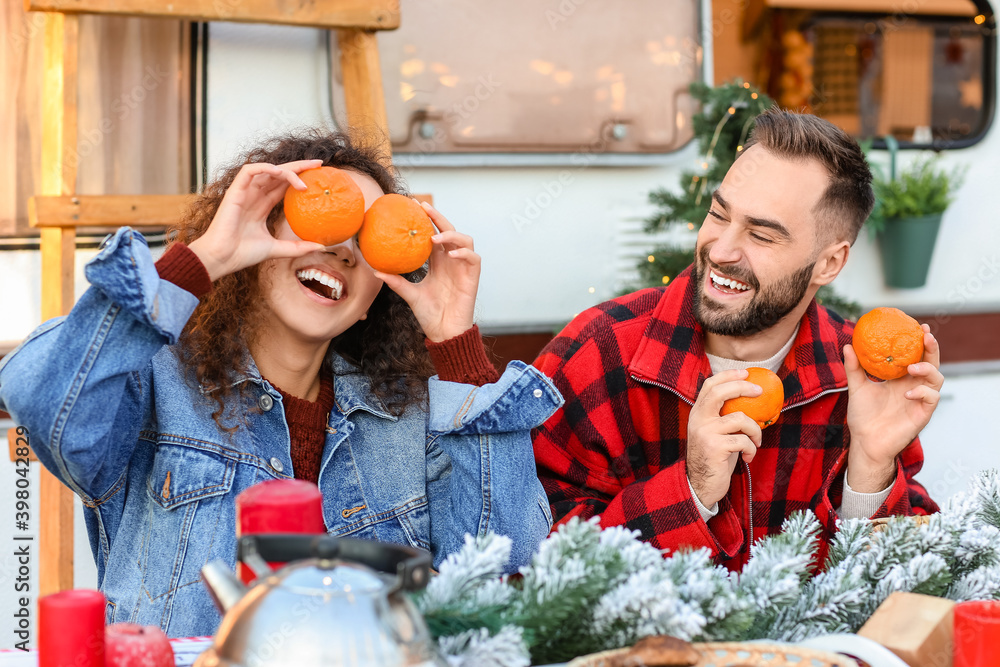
[844,325,943,492]
[687,369,764,508]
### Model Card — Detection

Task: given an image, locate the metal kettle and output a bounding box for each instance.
[195,534,447,667]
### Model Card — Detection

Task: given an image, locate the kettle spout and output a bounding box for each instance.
[201,560,248,613]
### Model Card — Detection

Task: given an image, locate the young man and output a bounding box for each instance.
[532,109,941,569]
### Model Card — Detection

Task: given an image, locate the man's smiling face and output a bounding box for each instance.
[693,144,833,337]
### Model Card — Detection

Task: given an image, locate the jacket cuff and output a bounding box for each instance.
[155,242,213,298]
[85,227,199,344]
[427,360,563,435]
[817,452,913,530]
[601,458,743,561]
[425,325,500,386]
[870,458,914,518]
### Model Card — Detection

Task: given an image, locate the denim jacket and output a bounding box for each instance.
[0,228,562,637]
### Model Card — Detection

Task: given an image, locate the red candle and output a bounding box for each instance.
[38,589,105,667]
[236,479,326,583]
[954,600,1000,667]
[105,623,174,667]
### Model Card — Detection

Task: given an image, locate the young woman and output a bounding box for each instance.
[0,132,560,637]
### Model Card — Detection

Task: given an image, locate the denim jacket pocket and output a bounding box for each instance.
[139,442,236,600]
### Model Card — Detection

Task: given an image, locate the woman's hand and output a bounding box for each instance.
[188,160,327,281]
[375,201,480,342]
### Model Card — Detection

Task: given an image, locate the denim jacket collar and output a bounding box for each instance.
[196,349,397,421]
[328,353,398,421]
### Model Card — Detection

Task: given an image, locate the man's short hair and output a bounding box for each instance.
[743,108,874,245]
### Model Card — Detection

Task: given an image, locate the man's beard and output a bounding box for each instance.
[693,245,815,337]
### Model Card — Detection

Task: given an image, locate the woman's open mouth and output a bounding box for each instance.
[296,269,346,302]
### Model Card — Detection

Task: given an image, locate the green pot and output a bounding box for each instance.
[878,213,943,289]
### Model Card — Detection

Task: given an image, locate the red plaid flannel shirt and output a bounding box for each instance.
[532,268,938,570]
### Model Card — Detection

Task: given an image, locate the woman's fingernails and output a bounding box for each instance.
[432,234,443,241]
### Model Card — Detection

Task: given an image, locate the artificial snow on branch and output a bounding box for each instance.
[415,470,1000,667]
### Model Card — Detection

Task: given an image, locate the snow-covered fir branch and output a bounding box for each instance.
[421,469,1000,666]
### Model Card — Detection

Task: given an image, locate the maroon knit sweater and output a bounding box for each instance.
[155,242,500,483]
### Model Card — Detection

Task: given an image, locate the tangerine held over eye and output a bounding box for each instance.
[852,307,924,380]
[720,367,784,429]
[283,166,365,246]
[358,194,435,275]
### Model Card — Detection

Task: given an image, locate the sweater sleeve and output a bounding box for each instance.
[154,242,213,298]
[425,325,500,387]
[837,468,895,519]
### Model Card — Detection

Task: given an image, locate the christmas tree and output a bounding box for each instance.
[631,80,860,319]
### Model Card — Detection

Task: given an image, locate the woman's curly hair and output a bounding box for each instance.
[169,130,434,429]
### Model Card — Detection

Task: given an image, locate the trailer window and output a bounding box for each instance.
[759,3,995,148]
[329,0,703,156]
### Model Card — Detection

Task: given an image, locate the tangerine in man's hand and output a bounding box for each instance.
[283,166,365,245]
[852,307,925,381]
[358,194,435,275]
[720,367,783,429]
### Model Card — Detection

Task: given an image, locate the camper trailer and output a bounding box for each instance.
[1,0,999,659]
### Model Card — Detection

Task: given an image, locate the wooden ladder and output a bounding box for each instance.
[25,0,400,598]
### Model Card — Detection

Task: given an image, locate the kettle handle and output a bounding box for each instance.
[237,534,433,591]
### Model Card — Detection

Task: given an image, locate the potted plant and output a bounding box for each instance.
[867,142,966,289]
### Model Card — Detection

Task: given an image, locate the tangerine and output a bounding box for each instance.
[720,367,784,429]
[852,307,924,380]
[283,166,365,246]
[358,194,434,274]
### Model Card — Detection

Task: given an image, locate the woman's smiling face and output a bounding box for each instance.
[259,170,387,344]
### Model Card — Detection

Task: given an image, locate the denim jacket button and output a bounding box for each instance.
[269,457,284,473]
[99,233,113,249]
[533,388,543,398]
[259,394,274,411]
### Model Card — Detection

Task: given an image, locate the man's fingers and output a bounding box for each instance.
[920,327,941,369]
[722,434,757,463]
[695,378,764,416]
[904,384,940,407]
[717,412,763,448]
[908,360,944,391]
[843,344,870,393]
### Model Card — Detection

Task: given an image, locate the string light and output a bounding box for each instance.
[737,145,744,151]
[687,223,695,230]
[588,287,596,294]
[743,82,750,88]
[647,255,655,263]
[975,14,986,24]
[661,276,671,284]
[728,107,736,115]
[751,93,758,100]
